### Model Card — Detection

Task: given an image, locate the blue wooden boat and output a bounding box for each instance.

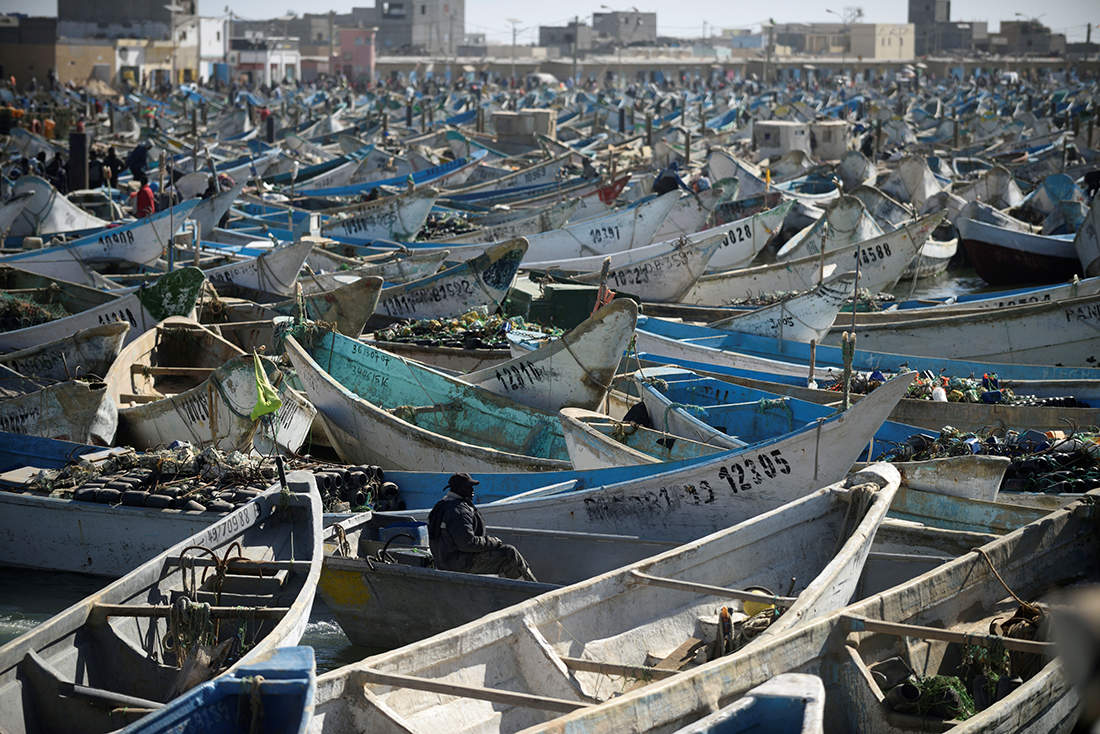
[0,432,115,475]
[120,647,315,734]
[636,315,1100,382]
[630,366,920,459]
[283,327,573,472]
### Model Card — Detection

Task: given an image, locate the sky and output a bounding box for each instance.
[4,0,1096,43]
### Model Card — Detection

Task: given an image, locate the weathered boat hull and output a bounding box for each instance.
[0,473,322,734]
[528,491,1099,734]
[464,299,638,412]
[0,380,116,445]
[0,322,129,383]
[374,239,526,322]
[0,267,206,352]
[285,330,571,472]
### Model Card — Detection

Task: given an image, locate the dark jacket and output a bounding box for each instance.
[427,491,500,571]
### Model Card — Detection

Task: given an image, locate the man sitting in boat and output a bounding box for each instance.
[427,473,538,582]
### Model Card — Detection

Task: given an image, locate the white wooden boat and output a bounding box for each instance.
[649,187,729,243]
[0,472,322,733]
[187,180,247,238]
[461,299,637,412]
[321,190,437,241]
[374,239,526,322]
[438,200,580,245]
[523,202,790,277]
[317,512,677,649]
[306,245,450,284]
[821,290,1100,366]
[308,464,901,733]
[706,270,857,342]
[285,328,572,472]
[0,379,116,444]
[684,213,944,306]
[953,165,1026,210]
[1073,192,1099,277]
[566,238,721,303]
[216,277,385,341]
[836,150,878,190]
[0,190,33,236]
[105,317,316,455]
[533,490,1099,734]
[413,372,914,540]
[559,407,727,470]
[0,200,200,286]
[901,237,957,279]
[0,322,129,382]
[776,196,884,261]
[7,175,108,237]
[201,240,313,297]
[878,156,945,211]
[0,266,206,351]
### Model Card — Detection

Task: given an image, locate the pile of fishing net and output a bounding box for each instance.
[882,425,1100,494]
[0,292,69,332]
[374,309,562,350]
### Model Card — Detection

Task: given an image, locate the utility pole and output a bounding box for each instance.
[506,18,521,89]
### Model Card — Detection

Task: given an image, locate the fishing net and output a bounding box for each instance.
[0,292,69,332]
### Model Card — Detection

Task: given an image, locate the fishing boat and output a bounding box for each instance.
[105,317,316,454]
[389,372,913,540]
[218,275,384,340]
[531,489,1100,734]
[0,200,201,286]
[0,471,322,733]
[563,238,722,303]
[320,190,437,242]
[307,464,901,732]
[373,239,526,322]
[634,347,1100,434]
[1073,193,1099,277]
[706,270,857,342]
[0,266,206,352]
[957,211,1082,286]
[120,646,316,734]
[523,202,790,277]
[284,327,572,472]
[683,213,944,306]
[304,248,449,286]
[0,321,129,382]
[820,290,1100,366]
[199,240,314,298]
[0,379,117,444]
[461,299,637,412]
[317,512,675,649]
[7,175,109,238]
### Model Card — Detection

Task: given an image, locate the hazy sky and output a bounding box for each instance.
[5,0,1096,42]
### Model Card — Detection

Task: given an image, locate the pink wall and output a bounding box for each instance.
[336,27,376,81]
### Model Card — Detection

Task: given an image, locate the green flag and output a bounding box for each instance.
[250,352,282,421]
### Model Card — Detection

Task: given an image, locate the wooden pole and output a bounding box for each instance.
[844,615,1057,656]
[631,569,797,606]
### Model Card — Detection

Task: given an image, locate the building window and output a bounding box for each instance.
[421,4,426,14]
[216,31,221,40]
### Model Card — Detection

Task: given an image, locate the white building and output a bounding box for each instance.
[849,23,915,61]
[230,37,301,86]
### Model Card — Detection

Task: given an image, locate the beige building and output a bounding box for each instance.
[849,23,914,61]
